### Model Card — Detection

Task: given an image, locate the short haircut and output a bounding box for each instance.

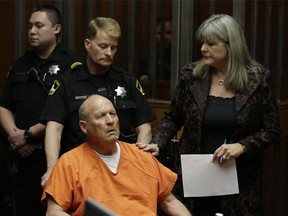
[86,17,121,39]
[79,97,90,121]
[157,15,172,24]
[33,4,61,26]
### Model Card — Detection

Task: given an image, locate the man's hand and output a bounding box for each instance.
[41,167,53,188]
[17,143,36,157]
[8,127,26,150]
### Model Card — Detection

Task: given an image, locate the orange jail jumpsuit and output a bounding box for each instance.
[42,141,177,216]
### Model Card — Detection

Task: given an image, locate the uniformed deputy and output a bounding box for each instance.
[41,63,155,153]
[40,17,156,189]
[0,5,79,216]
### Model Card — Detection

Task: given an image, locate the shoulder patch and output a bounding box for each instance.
[49,80,61,95]
[136,79,145,96]
[70,62,82,69]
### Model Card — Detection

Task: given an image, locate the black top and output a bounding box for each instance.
[40,64,156,153]
[201,95,235,153]
[0,44,79,131]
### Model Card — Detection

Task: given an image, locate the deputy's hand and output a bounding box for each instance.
[8,127,26,150]
[41,167,53,188]
[136,143,160,156]
[17,143,36,157]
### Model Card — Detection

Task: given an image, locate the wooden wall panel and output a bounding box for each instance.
[0,1,287,215]
[281,1,288,101]
[215,0,233,15]
[0,1,15,88]
[73,0,85,57]
[263,103,288,216]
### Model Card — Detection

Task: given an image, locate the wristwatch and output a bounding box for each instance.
[24,128,33,140]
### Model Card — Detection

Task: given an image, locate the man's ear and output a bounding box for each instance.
[79,120,87,134]
[54,24,61,34]
[84,39,90,51]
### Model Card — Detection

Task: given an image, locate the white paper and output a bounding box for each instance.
[180,154,239,197]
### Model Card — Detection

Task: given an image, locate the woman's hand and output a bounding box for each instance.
[213,143,247,164]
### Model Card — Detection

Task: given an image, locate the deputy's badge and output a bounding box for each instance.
[114,86,127,98]
[49,80,61,95]
[48,65,60,75]
[136,79,145,95]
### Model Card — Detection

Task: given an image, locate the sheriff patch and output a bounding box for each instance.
[136,79,145,95]
[49,80,61,95]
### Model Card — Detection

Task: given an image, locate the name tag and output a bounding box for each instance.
[75,95,88,100]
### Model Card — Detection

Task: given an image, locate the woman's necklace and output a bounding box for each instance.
[218,79,225,86]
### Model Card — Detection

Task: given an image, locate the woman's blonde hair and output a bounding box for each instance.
[193,14,260,91]
[86,17,121,39]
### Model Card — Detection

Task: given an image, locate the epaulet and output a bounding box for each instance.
[70,62,82,70]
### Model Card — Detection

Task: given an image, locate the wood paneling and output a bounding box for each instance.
[0,1,15,89]
[0,1,287,215]
[263,102,288,216]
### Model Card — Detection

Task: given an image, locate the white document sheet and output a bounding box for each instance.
[180,154,239,197]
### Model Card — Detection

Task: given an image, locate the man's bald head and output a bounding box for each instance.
[79,95,115,120]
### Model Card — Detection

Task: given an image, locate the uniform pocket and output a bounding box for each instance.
[114,97,136,110]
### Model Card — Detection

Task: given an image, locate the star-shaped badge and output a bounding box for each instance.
[114,86,127,98]
[48,65,60,75]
